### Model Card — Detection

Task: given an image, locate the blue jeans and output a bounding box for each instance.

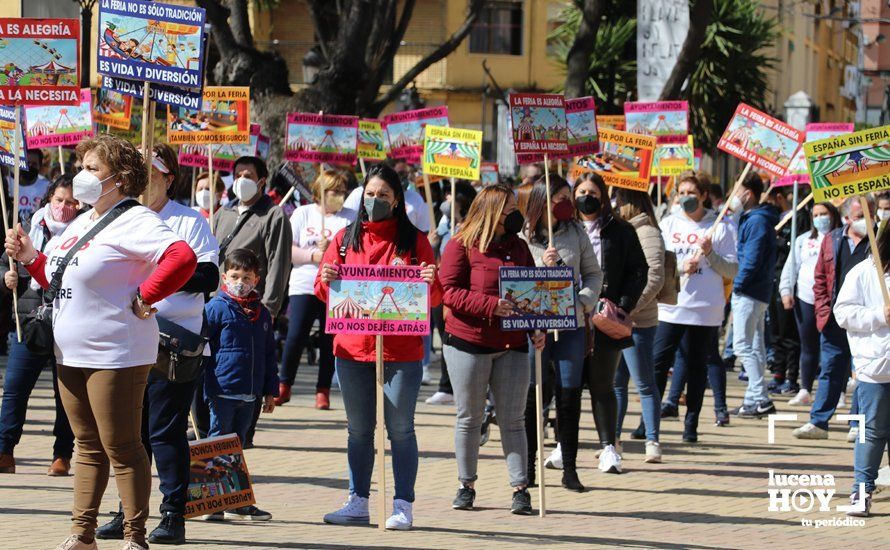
[852,381,890,494]
[336,358,422,502]
[667,328,728,413]
[0,340,74,458]
[527,327,586,388]
[794,300,820,392]
[208,396,256,444]
[731,292,769,405]
[615,326,660,441]
[809,319,851,430]
[280,294,334,390]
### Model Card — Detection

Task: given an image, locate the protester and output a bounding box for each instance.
[193,171,225,219]
[278,170,355,409]
[877,192,890,222]
[520,175,603,491]
[834,226,890,518]
[612,187,666,462]
[343,161,431,233]
[729,172,780,418]
[653,174,737,441]
[95,144,220,544]
[203,248,277,521]
[315,164,441,530]
[793,195,877,439]
[5,134,197,550]
[780,202,842,406]
[438,184,544,514]
[12,149,51,229]
[0,175,78,476]
[573,173,647,471]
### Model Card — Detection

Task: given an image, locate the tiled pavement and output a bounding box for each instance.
[0,359,887,550]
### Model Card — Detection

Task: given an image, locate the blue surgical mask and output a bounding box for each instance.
[813,215,831,235]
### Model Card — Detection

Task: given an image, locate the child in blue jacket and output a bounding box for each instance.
[204,248,278,521]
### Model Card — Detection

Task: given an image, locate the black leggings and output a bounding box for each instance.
[794,300,820,392]
[585,346,622,447]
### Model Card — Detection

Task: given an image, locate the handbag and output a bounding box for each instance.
[153,316,207,383]
[591,297,633,340]
[22,200,140,354]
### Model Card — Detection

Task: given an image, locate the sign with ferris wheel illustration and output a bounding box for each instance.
[422,125,483,180]
[717,103,802,177]
[0,18,81,106]
[285,112,359,164]
[325,265,430,335]
[499,266,578,331]
[624,101,688,145]
[24,88,93,148]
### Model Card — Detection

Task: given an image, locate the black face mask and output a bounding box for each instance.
[502,210,524,235]
[576,194,601,215]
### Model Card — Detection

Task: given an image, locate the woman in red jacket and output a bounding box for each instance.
[439,184,545,516]
[314,163,441,531]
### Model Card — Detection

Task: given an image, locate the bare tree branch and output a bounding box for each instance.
[564,0,604,99]
[659,0,713,100]
[357,0,417,113]
[195,0,239,57]
[227,0,254,48]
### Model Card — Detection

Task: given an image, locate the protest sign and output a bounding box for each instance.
[0,107,26,169]
[777,122,855,187]
[325,265,430,336]
[383,106,449,162]
[179,123,263,172]
[357,119,388,161]
[570,128,656,191]
[184,435,255,519]
[480,162,499,185]
[625,101,689,145]
[804,125,890,203]
[257,131,270,160]
[421,125,483,180]
[93,86,132,129]
[717,103,803,177]
[499,266,578,331]
[167,87,250,145]
[597,115,626,132]
[517,96,598,163]
[0,18,80,105]
[637,0,689,101]
[694,148,702,171]
[285,112,359,164]
[653,136,694,177]
[24,88,93,148]
[509,93,569,157]
[275,162,314,204]
[97,0,206,89]
[99,74,201,110]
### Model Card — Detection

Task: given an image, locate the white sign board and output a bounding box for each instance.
[637,0,690,101]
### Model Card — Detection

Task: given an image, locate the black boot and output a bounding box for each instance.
[683,411,700,443]
[556,387,585,492]
[148,510,186,545]
[96,503,124,540]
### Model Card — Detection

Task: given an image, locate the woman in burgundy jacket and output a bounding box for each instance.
[439,184,544,516]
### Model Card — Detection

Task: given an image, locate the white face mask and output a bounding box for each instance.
[233,176,258,203]
[227,280,253,298]
[73,170,119,205]
[877,208,890,222]
[196,189,212,210]
[850,218,869,237]
[728,195,743,213]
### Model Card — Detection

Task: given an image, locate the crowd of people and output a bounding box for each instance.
[0,135,887,549]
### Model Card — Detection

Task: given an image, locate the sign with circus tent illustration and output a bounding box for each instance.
[0,106,26,169]
[167,87,250,144]
[0,18,80,105]
[23,88,93,148]
[804,125,890,202]
[717,103,803,177]
[179,124,265,172]
[777,122,855,187]
[97,0,206,90]
[517,96,598,163]
[422,125,483,180]
[624,101,689,145]
[93,85,133,130]
[596,115,625,132]
[480,162,499,185]
[569,128,656,192]
[509,93,568,157]
[653,136,694,177]
[325,265,430,336]
[383,106,449,162]
[285,112,359,164]
[357,119,388,161]
[499,266,577,331]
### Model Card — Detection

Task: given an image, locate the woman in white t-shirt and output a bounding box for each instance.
[779,201,842,406]
[5,135,197,550]
[278,170,356,410]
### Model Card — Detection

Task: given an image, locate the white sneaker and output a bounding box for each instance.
[323,494,370,525]
[792,422,829,440]
[788,389,812,406]
[598,444,622,474]
[544,443,563,470]
[645,441,663,464]
[425,391,454,405]
[847,427,860,443]
[837,392,846,409]
[421,366,432,385]
[595,440,622,458]
[384,499,413,530]
[120,542,148,550]
[56,536,97,550]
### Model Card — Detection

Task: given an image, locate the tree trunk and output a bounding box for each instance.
[658,0,713,100]
[227,0,254,48]
[564,0,604,99]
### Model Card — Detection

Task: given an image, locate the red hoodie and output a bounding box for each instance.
[314,218,443,363]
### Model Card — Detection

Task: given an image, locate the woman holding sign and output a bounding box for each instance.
[314,164,441,530]
[520,175,603,492]
[439,184,546,515]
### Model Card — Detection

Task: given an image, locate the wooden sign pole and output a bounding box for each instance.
[359,158,368,180]
[421,172,436,237]
[190,168,196,208]
[141,82,154,206]
[375,333,386,530]
[58,146,66,175]
[775,193,813,231]
[534,341,546,517]
[860,195,890,307]
[450,176,456,235]
[208,144,215,232]
[6,106,22,341]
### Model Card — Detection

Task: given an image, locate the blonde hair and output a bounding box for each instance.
[456,184,512,253]
[311,169,349,203]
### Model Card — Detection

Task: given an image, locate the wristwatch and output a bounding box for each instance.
[23,252,39,266]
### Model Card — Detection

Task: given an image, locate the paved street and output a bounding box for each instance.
[0,359,886,550]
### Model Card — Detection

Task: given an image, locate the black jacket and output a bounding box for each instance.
[595,215,648,349]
